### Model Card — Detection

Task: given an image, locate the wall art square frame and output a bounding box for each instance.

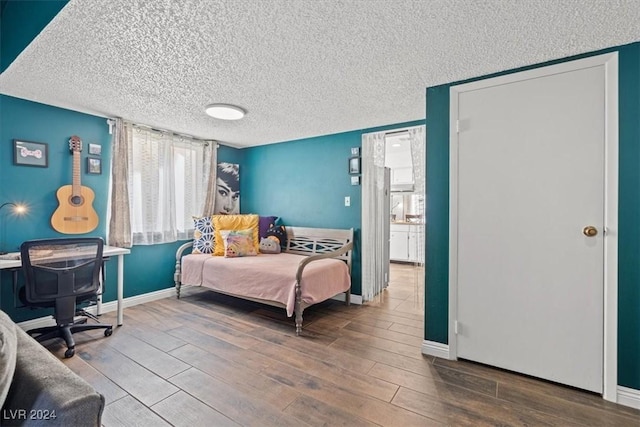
[13,139,49,168]
[87,157,102,174]
[348,156,361,175]
[88,143,102,156]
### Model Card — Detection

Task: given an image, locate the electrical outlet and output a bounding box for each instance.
[344,196,351,207]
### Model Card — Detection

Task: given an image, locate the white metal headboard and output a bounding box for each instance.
[285,227,354,271]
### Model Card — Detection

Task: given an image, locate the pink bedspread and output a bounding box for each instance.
[181,253,351,316]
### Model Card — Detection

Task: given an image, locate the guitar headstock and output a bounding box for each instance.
[69,135,83,153]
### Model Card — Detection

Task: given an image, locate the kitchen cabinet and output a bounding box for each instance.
[390,230,409,260]
[390,224,424,262]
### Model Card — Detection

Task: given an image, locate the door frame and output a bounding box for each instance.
[448,52,619,401]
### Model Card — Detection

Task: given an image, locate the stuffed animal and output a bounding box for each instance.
[265,224,287,250]
[259,237,281,254]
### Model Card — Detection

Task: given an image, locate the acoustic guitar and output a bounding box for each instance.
[51,135,99,234]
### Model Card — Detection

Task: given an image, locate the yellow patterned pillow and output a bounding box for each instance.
[212,214,259,256]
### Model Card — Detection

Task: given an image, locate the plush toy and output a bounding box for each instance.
[259,237,281,254]
[265,224,287,250]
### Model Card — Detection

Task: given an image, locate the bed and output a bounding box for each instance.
[174,226,354,335]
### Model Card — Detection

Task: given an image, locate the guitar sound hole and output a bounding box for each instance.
[70,195,83,206]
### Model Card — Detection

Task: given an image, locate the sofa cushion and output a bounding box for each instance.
[259,216,278,240]
[212,214,259,256]
[0,310,17,408]
[221,229,258,258]
[192,215,215,254]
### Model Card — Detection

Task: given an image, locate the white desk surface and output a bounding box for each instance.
[0,245,131,326]
[0,245,130,269]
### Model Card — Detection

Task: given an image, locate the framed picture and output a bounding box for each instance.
[13,139,48,168]
[348,156,361,175]
[88,143,102,156]
[351,176,361,185]
[350,147,360,156]
[87,157,102,174]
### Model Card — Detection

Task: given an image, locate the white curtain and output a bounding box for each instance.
[361,131,388,302]
[108,122,216,246]
[108,118,132,248]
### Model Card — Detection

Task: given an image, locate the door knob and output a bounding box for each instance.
[582,226,598,237]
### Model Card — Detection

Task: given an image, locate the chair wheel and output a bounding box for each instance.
[65,348,75,358]
[104,328,113,337]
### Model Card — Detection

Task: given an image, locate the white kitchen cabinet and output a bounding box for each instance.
[390,230,409,261]
[390,224,424,262]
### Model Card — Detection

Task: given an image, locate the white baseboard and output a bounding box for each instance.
[17,287,176,331]
[617,385,640,410]
[331,293,363,305]
[421,340,450,359]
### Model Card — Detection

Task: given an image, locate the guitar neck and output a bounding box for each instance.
[72,149,81,195]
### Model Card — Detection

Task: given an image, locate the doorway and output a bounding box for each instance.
[361,126,425,316]
[449,53,618,397]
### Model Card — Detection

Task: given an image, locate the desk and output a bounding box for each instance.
[0,246,131,326]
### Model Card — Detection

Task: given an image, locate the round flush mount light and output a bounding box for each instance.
[205,103,246,120]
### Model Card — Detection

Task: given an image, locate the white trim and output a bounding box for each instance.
[602,53,619,403]
[421,340,450,359]
[617,386,640,410]
[449,52,619,400]
[448,87,460,360]
[16,287,175,331]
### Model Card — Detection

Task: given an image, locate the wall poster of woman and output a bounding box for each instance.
[214,162,240,214]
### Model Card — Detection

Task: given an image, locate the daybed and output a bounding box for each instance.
[174,226,354,334]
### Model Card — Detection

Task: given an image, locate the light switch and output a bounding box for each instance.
[344,196,351,207]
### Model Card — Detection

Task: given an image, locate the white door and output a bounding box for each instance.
[452,58,613,393]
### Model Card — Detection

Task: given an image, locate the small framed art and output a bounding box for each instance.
[87,157,102,174]
[13,139,48,167]
[348,156,361,175]
[88,143,102,156]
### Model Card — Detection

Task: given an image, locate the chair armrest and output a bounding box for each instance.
[295,241,354,284]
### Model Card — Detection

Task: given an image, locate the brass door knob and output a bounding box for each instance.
[583,226,598,237]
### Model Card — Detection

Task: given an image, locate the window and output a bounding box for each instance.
[128,126,213,245]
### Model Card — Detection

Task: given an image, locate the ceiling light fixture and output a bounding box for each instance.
[205,103,246,120]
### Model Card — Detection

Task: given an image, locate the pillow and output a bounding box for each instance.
[222,230,258,258]
[213,214,259,256]
[0,311,17,408]
[259,237,281,254]
[265,224,287,250]
[192,216,215,254]
[259,216,278,240]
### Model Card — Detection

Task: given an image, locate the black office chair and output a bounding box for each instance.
[20,237,113,358]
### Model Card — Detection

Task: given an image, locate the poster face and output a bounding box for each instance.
[214,162,240,214]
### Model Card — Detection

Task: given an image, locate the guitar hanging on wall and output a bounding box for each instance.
[51,135,99,234]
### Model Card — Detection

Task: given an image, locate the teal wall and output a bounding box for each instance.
[0,0,68,73]
[0,95,243,321]
[242,121,423,296]
[426,43,640,390]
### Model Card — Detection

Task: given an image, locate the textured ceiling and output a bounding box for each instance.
[1,0,640,147]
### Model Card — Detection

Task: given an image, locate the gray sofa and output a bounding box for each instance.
[0,310,104,426]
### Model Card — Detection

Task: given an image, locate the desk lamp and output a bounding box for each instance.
[0,202,27,255]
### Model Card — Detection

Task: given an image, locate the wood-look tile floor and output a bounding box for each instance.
[42,263,639,426]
